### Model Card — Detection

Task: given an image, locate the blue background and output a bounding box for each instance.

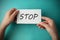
[0,0,60,40]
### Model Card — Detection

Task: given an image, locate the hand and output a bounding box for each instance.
[37,16,59,40]
[1,8,19,27]
[0,8,19,40]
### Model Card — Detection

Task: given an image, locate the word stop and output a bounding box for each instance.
[17,9,41,24]
[19,14,38,20]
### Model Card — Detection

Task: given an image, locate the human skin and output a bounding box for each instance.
[37,17,59,40]
[0,8,59,40]
[0,8,19,40]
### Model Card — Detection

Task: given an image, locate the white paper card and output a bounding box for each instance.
[17,9,41,24]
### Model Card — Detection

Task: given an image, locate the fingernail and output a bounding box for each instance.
[41,28,43,29]
[38,26,41,29]
[17,10,19,13]
[17,10,19,11]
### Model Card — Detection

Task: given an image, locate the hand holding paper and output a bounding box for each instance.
[0,8,59,40]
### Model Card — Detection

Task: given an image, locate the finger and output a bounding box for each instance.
[11,10,19,18]
[37,22,49,29]
[37,21,48,28]
[41,16,53,25]
[42,16,53,22]
[7,8,16,15]
[43,21,48,24]
[37,24,45,29]
[14,13,18,22]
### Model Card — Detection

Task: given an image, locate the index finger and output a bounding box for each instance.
[41,16,54,25]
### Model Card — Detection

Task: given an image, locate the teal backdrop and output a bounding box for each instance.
[0,0,60,40]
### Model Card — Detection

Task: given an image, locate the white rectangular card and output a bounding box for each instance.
[17,9,41,24]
